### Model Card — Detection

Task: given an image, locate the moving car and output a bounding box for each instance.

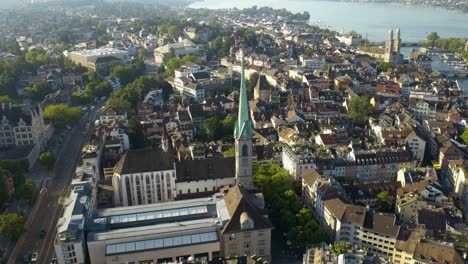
[31,252,38,263]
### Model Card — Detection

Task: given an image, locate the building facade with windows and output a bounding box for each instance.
[55,175,96,264]
[220,185,273,262]
[112,148,177,206]
[0,104,46,147]
[87,185,272,264]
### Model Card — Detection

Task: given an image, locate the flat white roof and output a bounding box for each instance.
[70,48,127,57]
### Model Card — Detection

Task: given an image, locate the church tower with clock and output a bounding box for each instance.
[234,58,255,190]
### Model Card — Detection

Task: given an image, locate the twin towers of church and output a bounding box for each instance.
[384,28,402,65]
[234,57,255,190]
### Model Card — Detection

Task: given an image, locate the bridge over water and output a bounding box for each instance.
[438,69,468,78]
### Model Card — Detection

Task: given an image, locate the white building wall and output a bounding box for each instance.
[175,177,235,195]
[115,169,177,207]
[55,241,86,264]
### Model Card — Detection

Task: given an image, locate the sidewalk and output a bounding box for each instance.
[25,163,53,188]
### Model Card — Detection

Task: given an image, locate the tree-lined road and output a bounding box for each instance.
[17,105,101,264]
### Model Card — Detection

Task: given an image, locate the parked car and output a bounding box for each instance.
[31,252,38,263]
[22,252,30,263]
[51,257,58,264]
[39,229,46,239]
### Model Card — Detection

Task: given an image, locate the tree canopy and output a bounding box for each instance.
[347,96,373,125]
[0,213,25,241]
[203,114,235,141]
[223,147,235,157]
[426,32,440,48]
[376,191,393,213]
[0,171,8,209]
[39,152,55,170]
[110,61,146,86]
[164,54,196,76]
[461,128,468,145]
[24,81,54,102]
[127,116,145,149]
[43,104,81,128]
[254,163,326,253]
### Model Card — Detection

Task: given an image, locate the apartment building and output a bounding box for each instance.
[66,48,129,70]
[282,145,316,180]
[55,175,96,264]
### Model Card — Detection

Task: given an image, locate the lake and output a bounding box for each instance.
[189,0,468,42]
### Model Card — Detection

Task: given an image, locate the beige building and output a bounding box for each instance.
[220,185,273,262]
[321,197,400,259]
[66,48,129,70]
[395,180,430,224]
[394,227,464,264]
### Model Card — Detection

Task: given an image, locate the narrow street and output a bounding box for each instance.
[18,105,101,264]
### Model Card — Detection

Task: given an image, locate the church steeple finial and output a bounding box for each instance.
[235,53,253,140]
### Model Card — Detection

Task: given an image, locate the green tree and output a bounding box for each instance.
[19,179,37,204]
[330,242,356,256]
[0,213,25,240]
[39,152,55,170]
[127,117,145,149]
[377,62,392,72]
[461,128,468,144]
[347,96,373,125]
[223,147,235,157]
[0,171,8,208]
[167,25,179,38]
[43,104,82,128]
[83,70,103,83]
[0,160,29,174]
[111,64,142,86]
[0,95,13,104]
[138,48,148,60]
[254,163,326,251]
[376,191,393,212]
[221,114,235,139]
[12,172,25,192]
[203,115,222,139]
[23,81,53,102]
[426,32,440,48]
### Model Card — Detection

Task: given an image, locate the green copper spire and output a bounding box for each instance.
[235,57,253,140]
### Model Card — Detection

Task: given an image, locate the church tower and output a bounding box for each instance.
[384,29,394,63]
[161,122,169,152]
[235,57,255,190]
[393,28,401,55]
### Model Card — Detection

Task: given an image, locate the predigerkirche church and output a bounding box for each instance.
[112,58,257,207]
[105,57,272,263]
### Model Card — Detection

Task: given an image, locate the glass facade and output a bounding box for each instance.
[109,206,208,224]
[106,231,218,255]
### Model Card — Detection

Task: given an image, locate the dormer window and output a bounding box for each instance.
[240,212,254,230]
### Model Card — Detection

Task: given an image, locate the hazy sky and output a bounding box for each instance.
[0,0,24,9]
